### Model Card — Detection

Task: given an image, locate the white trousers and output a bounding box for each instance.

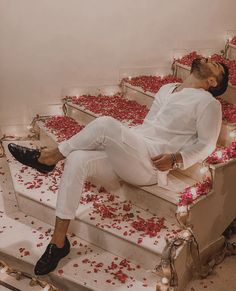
[56,116,157,219]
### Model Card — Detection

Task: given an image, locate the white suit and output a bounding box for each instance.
[56,84,222,219]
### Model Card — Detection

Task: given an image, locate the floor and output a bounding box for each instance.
[185,251,236,291]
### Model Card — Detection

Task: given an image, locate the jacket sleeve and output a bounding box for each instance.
[179,100,222,169]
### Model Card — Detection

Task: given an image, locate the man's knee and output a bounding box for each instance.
[66,151,89,169]
[95,116,118,129]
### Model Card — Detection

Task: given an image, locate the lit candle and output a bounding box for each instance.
[200,166,209,175]
[229,131,236,138]
[0,266,8,274]
[190,187,198,199]
[177,205,188,213]
[216,151,223,159]
[161,277,169,285]
[43,285,51,291]
[182,230,190,239]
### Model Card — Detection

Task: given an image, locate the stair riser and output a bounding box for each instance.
[226,44,236,60]
[121,183,177,223]
[177,163,203,181]
[17,193,161,270]
[218,122,236,146]
[187,162,236,247]
[174,236,225,291]
[122,84,154,108]
[66,104,96,124]
[221,84,236,105]
[173,64,190,81]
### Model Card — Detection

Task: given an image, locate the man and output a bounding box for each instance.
[8,58,229,275]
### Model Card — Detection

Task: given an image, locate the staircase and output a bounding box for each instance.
[1,38,236,291]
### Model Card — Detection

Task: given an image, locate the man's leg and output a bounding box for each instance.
[38,147,64,166]
[49,116,158,247]
[55,150,122,242]
[8,117,155,179]
[35,116,157,275]
[40,116,156,185]
[34,150,121,275]
[50,217,70,248]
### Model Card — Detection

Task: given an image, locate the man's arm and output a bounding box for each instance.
[152,100,222,171]
[179,100,222,169]
[151,152,183,171]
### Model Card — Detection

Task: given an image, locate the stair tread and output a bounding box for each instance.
[64,93,149,127]
[4,141,182,256]
[0,187,159,291]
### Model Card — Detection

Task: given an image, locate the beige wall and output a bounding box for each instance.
[0,0,236,125]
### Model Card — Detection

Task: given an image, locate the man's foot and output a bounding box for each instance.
[8,143,55,174]
[34,236,70,276]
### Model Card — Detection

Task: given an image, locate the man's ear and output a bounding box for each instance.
[208,76,218,88]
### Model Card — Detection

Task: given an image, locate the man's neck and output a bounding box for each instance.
[179,74,208,91]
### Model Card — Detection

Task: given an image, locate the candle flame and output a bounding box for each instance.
[216,151,223,159]
[190,187,197,195]
[229,131,236,138]
[200,166,208,175]
[0,266,8,274]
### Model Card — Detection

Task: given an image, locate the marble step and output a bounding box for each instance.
[173,61,236,105]
[36,117,198,220]
[0,194,159,290]
[121,82,154,108]
[121,76,236,147]
[4,141,183,271]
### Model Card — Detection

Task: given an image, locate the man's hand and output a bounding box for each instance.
[151,154,173,171]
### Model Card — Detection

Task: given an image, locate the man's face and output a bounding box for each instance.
[191,58,225,82]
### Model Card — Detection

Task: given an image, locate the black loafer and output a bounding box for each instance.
[34,236,70,276]
[8,143,55,174]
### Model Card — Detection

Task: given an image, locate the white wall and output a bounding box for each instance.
[0,0,236,125]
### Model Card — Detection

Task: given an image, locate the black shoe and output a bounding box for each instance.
[8,143,55,174]
[34,236,70,276]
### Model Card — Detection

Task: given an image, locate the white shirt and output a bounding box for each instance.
[133,83,222,170]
